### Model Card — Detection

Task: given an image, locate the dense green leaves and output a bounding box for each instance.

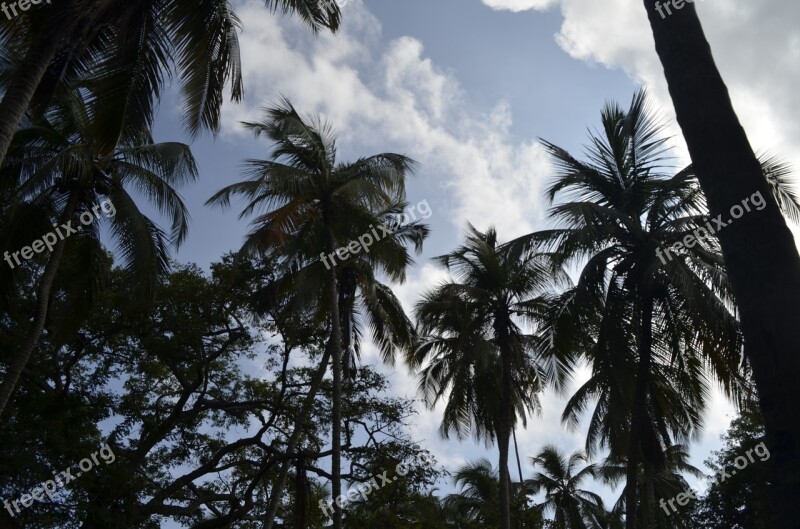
[0,256,433,528]
[690,403,772,529]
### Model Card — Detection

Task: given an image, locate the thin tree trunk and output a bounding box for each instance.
[497,315,513,529]
[498,418,512,529]
[264,221,344,529]
[262,343,332,529]
[0,192,79,416]
[325,229,344,529]
[625,294,653,529]
[294,439,308,527]
[641,4,800,527]
[340,276,354,382]
[512,428,524,483]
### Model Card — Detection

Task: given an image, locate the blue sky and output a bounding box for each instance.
[143,0,800,509]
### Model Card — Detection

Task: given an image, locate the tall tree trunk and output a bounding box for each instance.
[625,294,653,529]
[0,191,79,416]
[325,229,344,529]
[497,395,512,529]
[263,342,333,529]
[641,3,800,527]
[294,457,308,528]
[645,467,656,529]
[339,274,354,382]
[512,428,524,483]
[497,315,513,529]
[263,222,344,529]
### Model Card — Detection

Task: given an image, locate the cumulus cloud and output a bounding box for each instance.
[480,0,800,175]
[224,0,551,239]
[482,0,558,12]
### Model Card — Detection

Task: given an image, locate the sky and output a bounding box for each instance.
[145,0,800,509]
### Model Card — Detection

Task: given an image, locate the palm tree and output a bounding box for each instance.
[600,444,703,529]
[0,0,342,165]
[558,317,710,529]
[509,90,791,529]
[334,202,428,382]
[444,459,502,527]
[513,90,800,529]
[526,445,608,529]
[259,200,427,380]
[412,224,567,529]
[207,98,418,529]
[0,91,197,416]
[640,4,800,525]
[444,458,542,529]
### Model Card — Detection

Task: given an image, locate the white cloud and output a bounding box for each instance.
[223,0,550,239]
[480,0,800,178]
[482,0,558,12]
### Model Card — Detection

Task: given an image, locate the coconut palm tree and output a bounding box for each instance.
[600,444,703,529]
[444,458,543,529]
[0,0,342,165]
[639,5,800,525]
[508,90,739,528]
[548,268,719,529]
[412,224,568,529]
[444,459,502,527]
[206,98,418,529]
[257,200,428,381]
[334,202,428,382]
[510,90,800,529]
[526,445,608,529]
[0,90,197,416]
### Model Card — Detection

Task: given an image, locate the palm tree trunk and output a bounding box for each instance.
[0,191,79,416]
[325,229,344,529]
[263,342,333,529]
[640,4,800,527]
[645,467,656,529]
[497,317,514,529]
[339,278,354,382]
[512,428,524,483]
[264,233,344,529]
[498,415,512,529]
[625,293,653,529]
